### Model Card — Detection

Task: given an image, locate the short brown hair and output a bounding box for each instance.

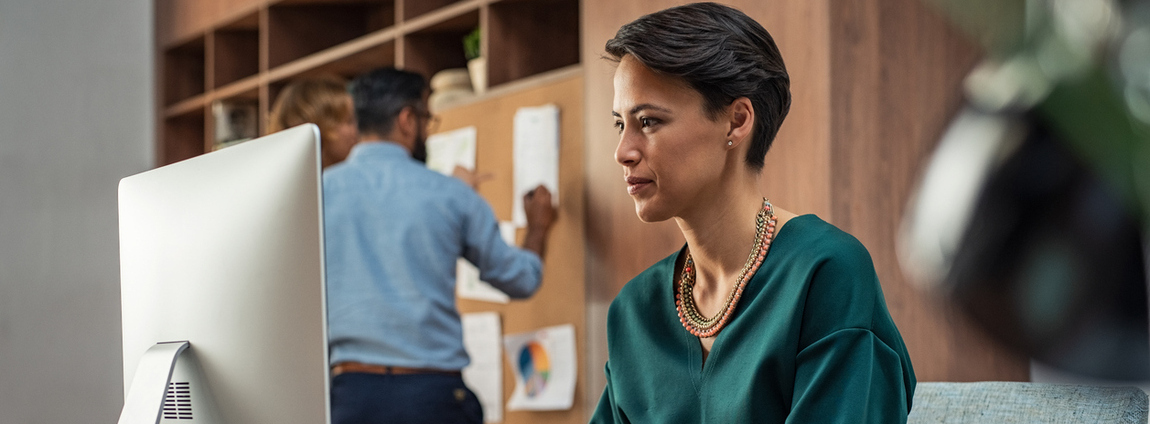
[268,76,353,158]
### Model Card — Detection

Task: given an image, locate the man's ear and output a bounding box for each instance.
[726,97,755,148]
[395,106,417,138]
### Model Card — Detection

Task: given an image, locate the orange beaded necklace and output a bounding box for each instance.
[675,199,776,338]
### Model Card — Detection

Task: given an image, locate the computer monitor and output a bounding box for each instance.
[117,124,329,424]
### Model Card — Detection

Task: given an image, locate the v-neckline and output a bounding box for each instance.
[672,214,809,389]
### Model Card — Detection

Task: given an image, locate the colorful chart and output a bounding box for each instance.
[504,324,575,410]
[517,341,551,397]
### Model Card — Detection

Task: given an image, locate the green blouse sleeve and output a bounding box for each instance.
[785,230,914,423]
[787,328,911,423]
[590,362,624,424]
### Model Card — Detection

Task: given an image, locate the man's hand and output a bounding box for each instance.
[522,185,556,258]
[524,185,555,229]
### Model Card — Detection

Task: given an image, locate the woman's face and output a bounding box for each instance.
[613,55,731,222]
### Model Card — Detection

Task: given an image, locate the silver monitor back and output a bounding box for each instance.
[118,124,329,423]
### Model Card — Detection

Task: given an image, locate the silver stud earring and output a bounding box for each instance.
[727,140,733,146]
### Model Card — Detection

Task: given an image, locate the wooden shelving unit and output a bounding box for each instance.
[155,0,581,165]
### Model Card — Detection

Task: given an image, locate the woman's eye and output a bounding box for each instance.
[613,121,624,133]
[640,117,656,128]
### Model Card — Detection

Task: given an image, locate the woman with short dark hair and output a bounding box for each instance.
[591,3,916,423]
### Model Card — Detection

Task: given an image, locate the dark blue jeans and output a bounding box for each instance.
[331,372,483,424]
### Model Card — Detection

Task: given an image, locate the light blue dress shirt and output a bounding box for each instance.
[323,141,543,370]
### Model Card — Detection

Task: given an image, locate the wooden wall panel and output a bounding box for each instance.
[580,1,686,413]
[740,1,833,221]
[828,0,1029,381]
[441,74,587,424]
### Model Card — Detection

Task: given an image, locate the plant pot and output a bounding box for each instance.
[468,57,487,95]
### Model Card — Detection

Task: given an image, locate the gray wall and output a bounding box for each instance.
[0,0,153,422]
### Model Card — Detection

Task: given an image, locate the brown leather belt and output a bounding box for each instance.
[331,361,462,377]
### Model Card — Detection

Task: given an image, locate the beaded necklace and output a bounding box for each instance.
[675,199,776,338]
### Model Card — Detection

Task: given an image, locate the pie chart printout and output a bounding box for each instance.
[518,341,550,397]
[504,324,575,411]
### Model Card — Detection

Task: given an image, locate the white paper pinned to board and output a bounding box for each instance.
[461,312,503,423]
[512,105,560,228]
[426,126,477,175]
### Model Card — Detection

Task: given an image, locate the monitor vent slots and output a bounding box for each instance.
[163,382,193,420]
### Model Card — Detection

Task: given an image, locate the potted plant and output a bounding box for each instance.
[463,27,486,94]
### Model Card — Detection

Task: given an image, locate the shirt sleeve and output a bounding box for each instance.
[589,362,627,424]
[459,190,543,299]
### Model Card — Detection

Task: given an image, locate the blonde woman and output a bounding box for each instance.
[268,76,358,169]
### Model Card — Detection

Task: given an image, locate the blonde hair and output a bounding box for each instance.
[268,76,354,166]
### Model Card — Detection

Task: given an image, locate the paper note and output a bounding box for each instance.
[456,259,510,304]
[504,324,577,411]
[457,221,519,304]
[426,126,478,175]
[499,221,517,246]
[512,105,560,228]
[462,312,504,423]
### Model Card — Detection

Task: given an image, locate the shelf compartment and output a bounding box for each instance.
[433,64,580,112]
[212,11,261,88]
[211,88,261,150]
[163,36,207,106]
[296,40,397,81]
[268,29,398,82]
[267,80,291,130]
[162,107,207,165]
[268,0,396,69]
[401,0,465,21]
[487,0,579,87]
[402,8,479,80]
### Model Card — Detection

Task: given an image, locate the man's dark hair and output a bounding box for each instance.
[349,67,427,137]
[605,2,791,171]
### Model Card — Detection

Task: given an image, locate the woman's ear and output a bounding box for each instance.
[726,97,754,148]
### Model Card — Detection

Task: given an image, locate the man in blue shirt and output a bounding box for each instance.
[324,68,556,424]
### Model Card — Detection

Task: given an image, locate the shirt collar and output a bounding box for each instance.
[348,141,411,162]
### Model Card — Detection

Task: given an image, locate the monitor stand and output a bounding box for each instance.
[118,341,222,424]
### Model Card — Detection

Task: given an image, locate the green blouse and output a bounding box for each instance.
[590,215,915,423]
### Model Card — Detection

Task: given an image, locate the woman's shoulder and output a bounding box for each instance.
[780,216,889,329]
[772,215,882,311]
[775,214,873,268]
